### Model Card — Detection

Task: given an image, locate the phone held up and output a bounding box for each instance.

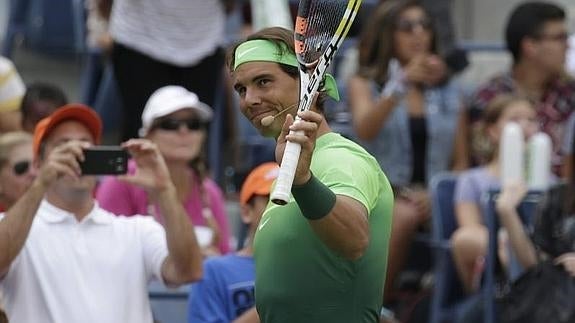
[79,146,128,175]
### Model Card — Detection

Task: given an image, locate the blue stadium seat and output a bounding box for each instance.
[429,172,466,323]
[3,0,86,58]
[148,281,190,323]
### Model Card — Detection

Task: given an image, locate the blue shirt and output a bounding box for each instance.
[360,79,462,186]
[188,255,255,323]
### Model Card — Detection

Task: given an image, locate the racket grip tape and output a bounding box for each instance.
[271,132,303,205]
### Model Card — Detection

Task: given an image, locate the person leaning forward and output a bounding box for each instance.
[0,104,203,323]
[228,27,394,323]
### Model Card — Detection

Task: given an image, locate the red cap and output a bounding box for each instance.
[240,162,279,206]
[33,103,102,157]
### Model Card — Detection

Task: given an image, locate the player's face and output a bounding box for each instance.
[233,62,299,138]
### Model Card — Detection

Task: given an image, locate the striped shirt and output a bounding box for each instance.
[109,0,225,66]
[0,57,25,113]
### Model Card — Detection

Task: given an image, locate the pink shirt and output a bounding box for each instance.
[95,160,231,254]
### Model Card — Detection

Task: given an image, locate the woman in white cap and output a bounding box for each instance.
[96,85,231,255]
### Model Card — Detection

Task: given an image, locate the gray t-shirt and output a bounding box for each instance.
[454,167,500,223]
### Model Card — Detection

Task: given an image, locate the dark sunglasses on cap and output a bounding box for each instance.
[12,160,31,176]
[153,118,208,132]
[396,18,432,33]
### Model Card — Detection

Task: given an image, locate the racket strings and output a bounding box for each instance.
[298,0,348,64]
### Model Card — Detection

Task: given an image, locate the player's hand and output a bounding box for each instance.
[276,110,323,185]
[35,140,89,188]
[118,139,173,194]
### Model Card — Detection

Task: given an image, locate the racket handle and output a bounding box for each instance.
[271,131,303,205]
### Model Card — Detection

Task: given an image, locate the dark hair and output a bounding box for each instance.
[357,0,437,84]
[226,27,327,111]
[534,183,575,256]
[505,1,565,64]
[21,82,68,131]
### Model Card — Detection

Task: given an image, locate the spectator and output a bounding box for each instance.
[0,132,34,212]
[187,162,279,323]
[96,86,231,255]
[228,26,393,323]
[82,0,122,143]
[0,56,25,133]
[106,0,227,140]
[20,82,67,133]
[456,136,575,323]
[0,104,203,322]
[456,1,575,177]
[451,95,539,293]
[347,0,463,303]
[0,131,34,322]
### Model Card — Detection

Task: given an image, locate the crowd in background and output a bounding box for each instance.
[0,0,574,322]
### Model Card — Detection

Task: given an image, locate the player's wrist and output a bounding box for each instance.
[291,173,336,220]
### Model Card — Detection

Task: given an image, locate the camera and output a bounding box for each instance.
[79,146,128,175]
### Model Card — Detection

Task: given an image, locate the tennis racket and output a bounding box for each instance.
[271,0,362,205]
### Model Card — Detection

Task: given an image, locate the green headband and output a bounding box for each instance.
[234,39,340,101]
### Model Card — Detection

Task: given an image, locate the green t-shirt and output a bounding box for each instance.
[254,132,393,323]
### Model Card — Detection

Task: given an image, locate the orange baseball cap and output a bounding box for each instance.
[240,162,279,206]
[33,103,102,157]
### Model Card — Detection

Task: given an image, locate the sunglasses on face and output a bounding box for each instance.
[396,18,432,33]
[12,160,31,176]
[153,118,208,132]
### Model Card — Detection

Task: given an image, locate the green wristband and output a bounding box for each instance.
[291,174,336,220]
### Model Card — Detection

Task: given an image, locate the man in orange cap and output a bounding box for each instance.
[0,103,203,323]
[188,162,279,323]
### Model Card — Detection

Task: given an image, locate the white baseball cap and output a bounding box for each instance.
[139,85,213,137]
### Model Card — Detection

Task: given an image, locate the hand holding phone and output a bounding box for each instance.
[79,146,129,175]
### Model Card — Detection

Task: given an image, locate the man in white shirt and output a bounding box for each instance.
[0,104,203,323]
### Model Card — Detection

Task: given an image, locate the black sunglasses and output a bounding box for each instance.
[12,160,31,176]
[153,118,208,132]
[396,18,432,33]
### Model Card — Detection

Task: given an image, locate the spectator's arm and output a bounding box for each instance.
[347,76,398,140]
[233,307,260,323]
[495,181,538,269]
[455,202,483,228]
[120,139,202,285]
[451,109,470,171]
[0,141,88,277]
[563,154,573,182]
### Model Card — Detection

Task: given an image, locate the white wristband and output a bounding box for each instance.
[380,59,407,99]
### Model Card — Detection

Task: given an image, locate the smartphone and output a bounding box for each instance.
[80,146,129,175]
